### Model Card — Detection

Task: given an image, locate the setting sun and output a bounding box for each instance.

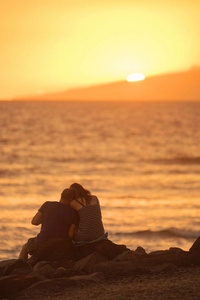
[0,0,199,99]
[126,73,145,82]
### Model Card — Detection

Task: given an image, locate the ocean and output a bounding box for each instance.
[0,100,200,261]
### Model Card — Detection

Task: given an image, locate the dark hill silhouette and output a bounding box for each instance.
[18,67,200,101]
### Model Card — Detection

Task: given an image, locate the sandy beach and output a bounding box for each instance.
[14,265,200,300]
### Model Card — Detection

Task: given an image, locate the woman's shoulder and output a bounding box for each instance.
[90,195,99,205]
[70,195,99,210]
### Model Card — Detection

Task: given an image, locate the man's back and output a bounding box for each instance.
[37,201,78,243]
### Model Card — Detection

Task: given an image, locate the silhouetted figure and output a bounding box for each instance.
[18,189,78,260]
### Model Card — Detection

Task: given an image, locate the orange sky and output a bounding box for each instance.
[0,0,200,100]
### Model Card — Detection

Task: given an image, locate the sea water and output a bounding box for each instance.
[0,100,200,260]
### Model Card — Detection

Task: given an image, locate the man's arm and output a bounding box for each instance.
[31,211,42,225]
[68,224,76,239]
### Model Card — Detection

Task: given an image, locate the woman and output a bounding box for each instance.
[69,183,106,243]
[69,183,128,260]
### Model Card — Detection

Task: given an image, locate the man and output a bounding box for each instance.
[19,188,78,260]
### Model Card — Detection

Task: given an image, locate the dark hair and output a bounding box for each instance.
[70,183,92,205]
[61,188,75,203]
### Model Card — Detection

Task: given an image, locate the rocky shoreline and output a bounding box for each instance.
[1,237,200,299]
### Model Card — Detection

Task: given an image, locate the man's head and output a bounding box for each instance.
[60,188,75,205]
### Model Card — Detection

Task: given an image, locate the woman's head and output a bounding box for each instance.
[70,183,91,203]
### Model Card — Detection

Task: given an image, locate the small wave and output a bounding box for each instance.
[114,228,200,239]
[152,157,200,165]
[0,204,39,210]
[0,169,15,176]
[0,138,9,144]
[0,225,32,232]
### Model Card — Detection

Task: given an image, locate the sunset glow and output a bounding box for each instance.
[126,73,145,82]
[0,0,200,99]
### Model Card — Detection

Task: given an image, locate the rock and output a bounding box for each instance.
[168,247,184,254]
[19,272,105,297]
[135,246,147,255]
[148,250,169,256]
[33,261,52,272]
[51,258,74,269]
[69,272,105,284]
[33,261,55,278]
[54,267,68,278]
[188,237,200,265]
[91,260,150,277]
[75,239,128,260]
[29,261,85,280]
[150,263,179,274]
[112,250,139,262]
[93,239,129,260]
[28,255,39,267]
[0,259,32,277]
[0,273,40,299]
[0,259,16,277]
[0,275,17,298]
[54,267,85,278]
[2,239,200,299]
[73,252,107,272]
[189,236,200,254]
[145,249,193,267]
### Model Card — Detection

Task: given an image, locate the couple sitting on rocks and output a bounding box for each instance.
[19,183,127,262]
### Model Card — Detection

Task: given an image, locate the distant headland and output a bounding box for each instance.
[15,67,200,101]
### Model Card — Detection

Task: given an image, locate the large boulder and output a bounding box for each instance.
[141,248,192,268]
[0,259,32,277]
[73,252,107,272]
[75,239,128,260]
[0,273,40,299]
[33,261,56,278]
[189,237,200,265]
[112,248,146,262]
[17,272,105,299]
[189,236,200,254]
